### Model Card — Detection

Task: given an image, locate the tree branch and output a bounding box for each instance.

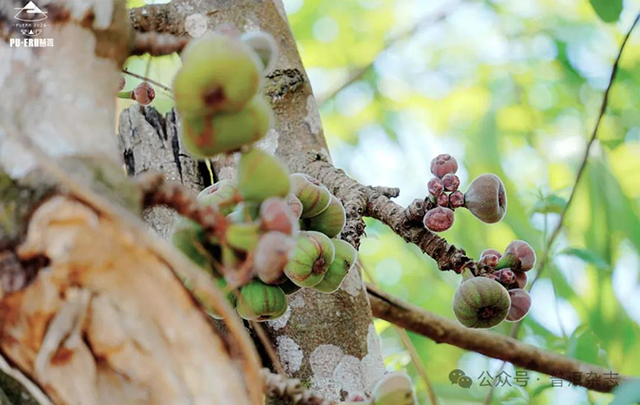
[367,284,633,393]
[131,32,189,56]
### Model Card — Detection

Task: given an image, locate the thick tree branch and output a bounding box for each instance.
[367,284,634,393]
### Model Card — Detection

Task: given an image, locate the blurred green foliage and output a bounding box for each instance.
[126,0,640,403]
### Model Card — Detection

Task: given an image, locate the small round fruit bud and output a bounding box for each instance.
[237,148,290,202]
[481,249,502,259]
[286,194,304,218]
[428,177,444,197]
[289,173,332,218]
[173,32,262,115]
[464,173,507,224]
[260,197,299,235]
[496,240,536,272]
[495,269,516,285]
[180,95,274,158]
[514,271,527,289]
[423,207,455,232]
[236,280,287,321]
[314,239,357,293]
[479,253,499,268]
[437,192,449,207]
[132,82,155,105]
[449,190,465,209]
[442,173,460,191]
[430,154,458,178]
[119,75,126,91]
[253,231,296,284]
[304,195,346,238]
[284,231,335,288]
[197,180,241,216]
[453,276,511,329]
[506,289,531,322]
[240,31,279,73]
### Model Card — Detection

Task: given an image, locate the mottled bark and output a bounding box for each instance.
[120,0,386,401]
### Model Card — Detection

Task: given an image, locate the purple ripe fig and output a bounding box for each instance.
[479,253,500,268]
[442,173,460,192]
[253,231,296,284]
[284,231,335,288]
[259,197,299,235]
[481,249,502,259]
[236,280,287,321]
[132,82,155,105]
[197,180,241,216]
[428,177,444,197]
[173,31,262,116]
[453,276,511,329]
[514,271,527,289]
[237,148,290,202]
[314,239,357,293]
[495,269,516,285]
[423,207,455,232]
[464,173,507,224]
[304,195,346,238]
[430,154,458,178]
[496,240,536,272]
[437,192,449,207]
[286,194,304,219]
[289,173,332,218]
[506,288,531,322]
[449,190,465,209]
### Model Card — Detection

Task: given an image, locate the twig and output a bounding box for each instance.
[122,69,172,93]
[318,1,462,105]
[367,284,634,393]
[481,15,640,403]
[261,368,334,405]
[131,32,189,56]
[362,264,438,404]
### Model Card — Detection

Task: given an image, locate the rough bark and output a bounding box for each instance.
[119,0,386,401]
[0,1,260,403]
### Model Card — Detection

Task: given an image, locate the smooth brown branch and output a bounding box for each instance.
[367,284,634,393]
[261,368,334,405]
[131,32,190,56]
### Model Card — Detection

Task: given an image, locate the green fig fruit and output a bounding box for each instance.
[171,218,214,273]
[289,173,332,218]
[453,276,510,329]
[259,197,299,235]
[304,195,346,238]
[286,194,304,219]
[253,231,296,284]
[372,372,417,405]
[464,173,507,224]
[236,280,288,321]
[314,239,356,293]
[197,180,241,216]
[284,231,335,288]
[237,148,290,202]
[225,222,261,251]
[208,276,238,320]
[180,95,274,158]
[174,32,262,116]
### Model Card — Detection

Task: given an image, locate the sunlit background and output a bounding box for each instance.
[122,0,640,403]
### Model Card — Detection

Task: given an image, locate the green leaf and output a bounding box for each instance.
[611,380,640,405]
[532,194,567,215]
[566,325,608,367]
[560,248,609,270]
[589,0,623,23]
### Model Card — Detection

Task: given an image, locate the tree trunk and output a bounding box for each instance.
[0,1,259,403]
[120,0,385,401]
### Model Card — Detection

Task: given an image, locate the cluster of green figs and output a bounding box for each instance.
[171,148,356,321]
